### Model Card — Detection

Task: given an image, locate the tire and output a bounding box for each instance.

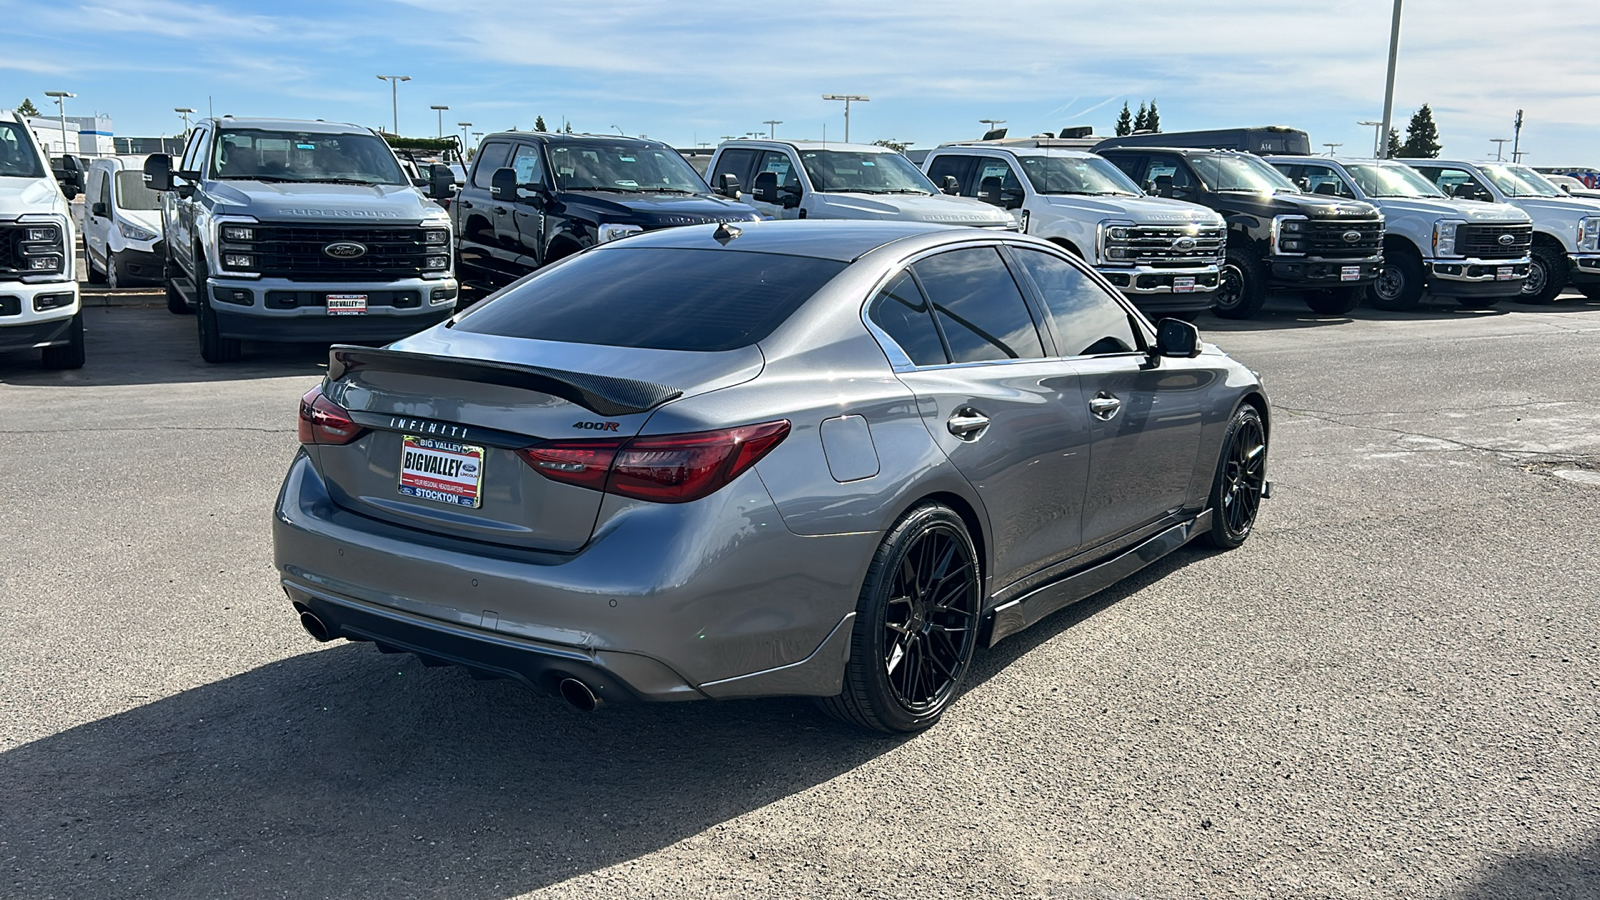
[86,253,106,285]
[195,257,242,363]
[1201,404,1267,551]
[818,503,982,734]
[1454,296,1502,310]
[1212,246,1268,319]
[106,255,121,290]
[1304,286,1364,315]
[41,312,86,370]
[1518,243,1567,304]
[1366,251,1425,311]
[165,277,189,314]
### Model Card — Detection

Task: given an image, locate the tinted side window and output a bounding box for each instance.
[868,272,948,366]
[754,150,797,189]
[97,171,111,213]
[711,149,757,190]
[509,144,544,185]
[1143,153,1194,189]
[1012,248,1137,357]
[925,154,972,194]
[1299,164,1352,197]
[1103,153,1145,182]
[968,158,1022,203]
[179,127,207,174]
[912,248,1044,363]
[471,141,512,189]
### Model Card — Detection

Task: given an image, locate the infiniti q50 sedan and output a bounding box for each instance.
[274,220,1269,733]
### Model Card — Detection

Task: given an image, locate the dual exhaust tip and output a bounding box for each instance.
[296,606,601,711]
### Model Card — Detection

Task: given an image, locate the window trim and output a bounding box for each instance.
[469,140,514,190]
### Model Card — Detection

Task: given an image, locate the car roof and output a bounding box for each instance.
[1262,156,1407,167]
[206,117,373,134]
[482,131,669,147]
[719,140,898,154]
[933,143,1096,159]
[1096,146,1254,157]
[592,219,983,262]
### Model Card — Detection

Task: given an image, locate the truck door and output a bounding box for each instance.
[506,143,548,272]
[456,140,512,283]
[171,126,209,277]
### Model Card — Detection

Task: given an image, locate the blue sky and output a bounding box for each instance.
[3,0,1596,164]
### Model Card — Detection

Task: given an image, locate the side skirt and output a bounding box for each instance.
[982,510,1211,648]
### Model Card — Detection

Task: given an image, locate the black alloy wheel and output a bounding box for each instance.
[821,504,981,733]
[1303,286,1364,315]
[1366,252,1424,311]
[1202,405,1267,550]
[1518,244,1566,304]
[1213,247,1268,320]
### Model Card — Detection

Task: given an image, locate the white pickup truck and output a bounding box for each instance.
[924,140,1226,319]
[705,140,1013,230]
[1402,159,1600,304]
[1266,156,1532,310]
[0,109,83,369]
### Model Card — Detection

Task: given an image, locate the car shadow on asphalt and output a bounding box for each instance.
[1195,289,1597,334]
[0,546,1206,899]
[1450,834,1600,900]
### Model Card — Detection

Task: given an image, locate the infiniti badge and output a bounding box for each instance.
[324,241,368,259]
[1498,233,1517,246]
[1341,231,1362,243]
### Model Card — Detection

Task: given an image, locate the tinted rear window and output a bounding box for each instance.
[453,248,846,352]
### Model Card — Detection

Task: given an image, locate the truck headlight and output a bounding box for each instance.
[424,228,450,245]
[223,254,256,269]
[1433,219,1464,257]
[597,223,644,244]
[425,255,450,270]
[27,226,59,242]
[1271,215,1307,256]
[1578,217,1600,253]
[1097,219,1135,266]
[118,221,159,242]
[222,226,254,241]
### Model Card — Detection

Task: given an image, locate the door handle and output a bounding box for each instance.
[947,408,990,440]
[1089,392,1122,420]
[461,200,474,209]
[494,207,507,215]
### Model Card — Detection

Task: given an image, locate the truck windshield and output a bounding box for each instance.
[1344,163,1445,199]
[114,170,162,210]
[0,122,47,179]
[799,151,937,194]
[1017,155,1142,196]
[1190,154,1300,194]
[1479,165,1564,198]
[212,129,406,185]
[548,143,710,193]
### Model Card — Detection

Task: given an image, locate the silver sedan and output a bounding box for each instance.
[274,220,1270,733]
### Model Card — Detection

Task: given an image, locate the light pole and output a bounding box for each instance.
[822,94,869,143]
[430,105,448,138]
[376,75,411,135]
[175,107,196,137]
[763,119,782,138]
[1490,138,1510,161]
[611,125,624,136]
[1323,143,1343,157]
[44,91,74,158]
[1358,120,1384,157]
[1378,0,1402,158]
[457,121,472,152]
[979,118,1006,137]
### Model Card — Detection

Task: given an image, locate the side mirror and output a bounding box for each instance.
[55,155,83,199]
[428,164,456,201]
[91,201,108,218]
[941,175,960,195]
[751,171,779,204]
[1152,175,1175,199]
[717,173,741,199]
[780,182,803,208]
[1155,318,1202,359]
[1560,184,1573,195]
[1000,187,1026,210]
[491,166,518,203]
[143,154,174,192]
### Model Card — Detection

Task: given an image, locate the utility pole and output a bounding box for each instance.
[822,94,869,143]
[1378,0,1402,158]
[1512,109,1524,162]
[44,91,74,158]
[376,75,410,135]
[1490,139,1510,161]
[763,119,782,138]
[1358,120,1384,157]
[430,105,448,138]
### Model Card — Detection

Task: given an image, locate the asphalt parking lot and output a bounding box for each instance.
[3,286,1599,899]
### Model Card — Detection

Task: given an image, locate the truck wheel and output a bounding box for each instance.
[86,255,106,285]
[1518,244,1567,304]
[195,261,243,364]
[106,256,122,290]
[1213,247,1268,319]
[41,312,86,370]
[1366,251,1424,310]
[1304,286,1364,315]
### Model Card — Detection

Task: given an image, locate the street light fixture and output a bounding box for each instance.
[612,125,625,136]
[763,119,782,138]
[175,107,196,136]
[1357,120,1384,157]
[1323,143,1343,157]
[457,121,472,151]
[1490,138,1510,161]
[376,75,411,135]
[430,105,449,138]
[44,91,74,158]
[822,94,869,143]
[979,118,1006,137]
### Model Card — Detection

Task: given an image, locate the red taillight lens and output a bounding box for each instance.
[517,420,789,504]
[297,385,367,445]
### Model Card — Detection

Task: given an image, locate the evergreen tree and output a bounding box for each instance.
[1400,104,1441,158]
[16,97,39,117]
[563,121,574,134]
[872,138,910,153]
[1133,102,1148,132]
[1145,100,1160,133]
[534,115,547,132]
[1114,103,1133,137]
[1386,128,1403,158]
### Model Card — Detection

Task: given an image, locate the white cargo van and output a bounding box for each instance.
[83,155,166,290]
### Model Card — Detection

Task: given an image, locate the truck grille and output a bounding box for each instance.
[1305,220,1383,258]
[1112,224,1227,267]
[1457,223,1533,259]
[244,224,440,281]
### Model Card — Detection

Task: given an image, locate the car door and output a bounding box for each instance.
[874,245,1094,591]
[457,140,513,282]
[85,166,111,269]
[506,142,548,272]
[746,149,803,219]
[1009,245,1208,545]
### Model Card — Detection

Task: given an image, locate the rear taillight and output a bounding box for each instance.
[517,420,789,503]
[297,384,367,445]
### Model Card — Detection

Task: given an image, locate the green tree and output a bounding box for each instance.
[1114,102,1133,136]
[1386,128,1403,158]
[1133,102,1148,132]
[563,120,574,134]
[1145,100,1160,133]
[16,97,39,117]
[1400,104,1441,158]
[534,115,547,132]
[872,138,909,153]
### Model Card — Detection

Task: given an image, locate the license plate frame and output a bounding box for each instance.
[1172,276,1197,294]
[327,293,369,316]
[1340,266,1361,282]
[1496,266,1515,281]
[398,435,485,509]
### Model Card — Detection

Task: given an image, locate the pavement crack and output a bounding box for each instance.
[1277,404,1600,464]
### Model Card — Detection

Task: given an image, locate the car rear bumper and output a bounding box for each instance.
[0,281,79,353]
[272,451,874,702]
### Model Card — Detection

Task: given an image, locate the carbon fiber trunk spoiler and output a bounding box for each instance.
[327,345,683,417]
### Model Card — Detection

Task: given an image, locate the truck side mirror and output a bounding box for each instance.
[751,171,779,204]
[1155,318,1202,359]
[491,166,518,202]
[55,155,83,199]
[941,175,960,195]
[717,173,741,199]
[429,164,456,201]
[143,154,175,192]
[1152,174,1175,198]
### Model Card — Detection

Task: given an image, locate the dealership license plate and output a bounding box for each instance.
[1496,266,1515,281]
[399,436,485,508]
[1172,276,1196,293]
[327,294,368,316]
[1340,266,1361,282]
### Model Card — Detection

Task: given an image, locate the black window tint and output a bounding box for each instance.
[711,149,756,190]
[1012,248,1137,357]
[471,142,512,189]
[868,272,947,366]
[912,248,1044,363]
[1103,153,1144,181]
[1143,154,1194,189]
[925,155,971,194]
[455,248,846,352]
